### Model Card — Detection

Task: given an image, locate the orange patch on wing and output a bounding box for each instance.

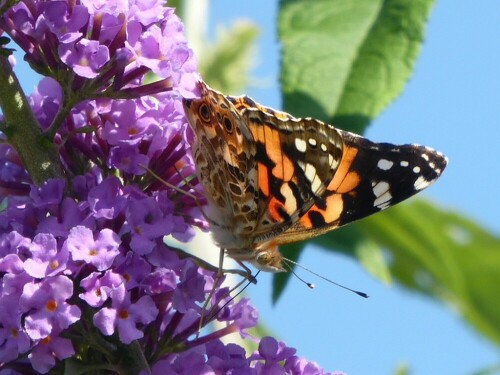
[268,197,285,223]
[264,126,282,164]
[251,122,265,143]
[327,145,359,193]
[321,193,344,223]
[298,210,314,229]
[299,193,343,229]
[250,122,293,180]
[273,155,294,181]
[262,126,295,181]
[337,171,361,193]
[258,162,269,197]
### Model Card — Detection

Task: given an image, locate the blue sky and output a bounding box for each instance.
[209,0,500,374]
[10,0,499,374]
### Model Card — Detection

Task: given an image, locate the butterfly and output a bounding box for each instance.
[182,81,447,274]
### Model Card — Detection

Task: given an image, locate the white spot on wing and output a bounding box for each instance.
[372,181,390,198]
[329,154,339,169]
[303,163,322,192]
[308,138,317,147]
[280,183,297,213]
[373,181,392,208]
[374,191,392,209]
[413,166,421,174]
[414,175,430,190]
[377,159,393,170]
[295,138,307,153]
[400,161,409,167]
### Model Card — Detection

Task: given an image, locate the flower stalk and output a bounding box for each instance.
[0,56,65,184]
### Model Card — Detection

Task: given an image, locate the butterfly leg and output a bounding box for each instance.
[236,260,257,285]
[197,250,260,336]
[197,247,226,335]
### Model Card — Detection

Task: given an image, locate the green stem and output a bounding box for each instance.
[0,56,66,185]
[45,95,78,141]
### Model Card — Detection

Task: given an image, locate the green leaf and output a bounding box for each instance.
[357,200,500,345]
[275,199,500,346]
[273,0,436,302]
[168,0,181,15]
[355,237,392,285]
[200,21,260,94]
[279,0,435,133]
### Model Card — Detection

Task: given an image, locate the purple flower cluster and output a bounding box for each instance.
[0,0,338,373]
[153,336,341,375]
[1,0,197,95]
[0,175,274,373]
[0,0,204,195]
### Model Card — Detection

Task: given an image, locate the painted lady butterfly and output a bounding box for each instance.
[183,81,447,273]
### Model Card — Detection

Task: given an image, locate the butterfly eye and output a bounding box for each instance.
[256,251,270,265]
[199,104,210,122]
[223,116,233,133]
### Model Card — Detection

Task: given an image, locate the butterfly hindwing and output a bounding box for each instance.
[183,85,260,235]
[240,108,344,241]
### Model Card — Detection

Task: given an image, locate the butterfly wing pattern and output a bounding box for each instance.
[183,81,447,272]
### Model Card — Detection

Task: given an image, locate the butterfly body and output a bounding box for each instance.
[183,81,447,272]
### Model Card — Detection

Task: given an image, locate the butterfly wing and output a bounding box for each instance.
[183,83,260,237]
[270,129,448,245]
[238,107,344,241]
[185,83,447,255]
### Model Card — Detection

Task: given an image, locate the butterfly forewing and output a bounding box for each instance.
[271,130,447,245]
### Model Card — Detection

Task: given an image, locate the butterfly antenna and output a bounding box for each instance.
[283,262,315,289]
[282,257,369,298]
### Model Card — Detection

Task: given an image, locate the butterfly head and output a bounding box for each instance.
[224,242,286,273]
[249,245,286,273]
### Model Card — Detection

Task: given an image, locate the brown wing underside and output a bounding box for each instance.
[183,83,260,234]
